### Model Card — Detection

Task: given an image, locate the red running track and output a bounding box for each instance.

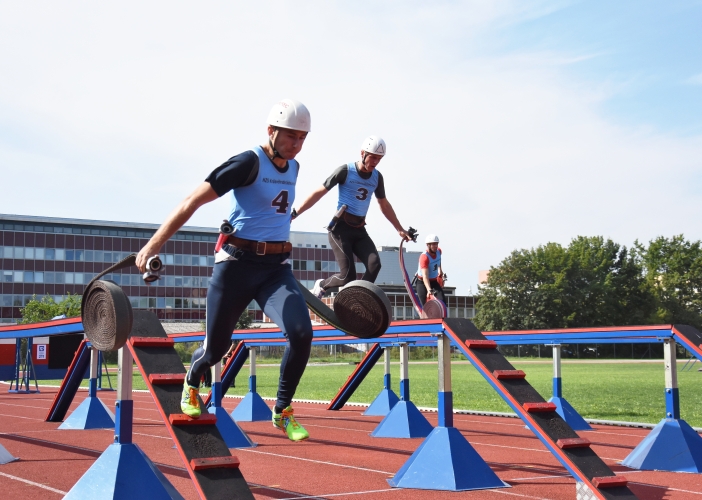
[0,385,700,499]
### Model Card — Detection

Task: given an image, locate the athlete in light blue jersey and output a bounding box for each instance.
[136,99,313,441]
[415,233,446,305]
[294,136,411,297]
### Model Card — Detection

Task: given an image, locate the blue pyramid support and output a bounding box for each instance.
[389,336,507,491]
[66,347,182,499]
[60,356,115,430]
[231,349,272,422]
[64,442,184,499]
[364,351,399,416]
[364,386,400,416]
[388,426,509,491]
[207,379,255,448]
[548,396,592,431]
[547,345,592,431]
[371,400,434,438]
[621,418,702,472]
[59,395,116,429]
[371,343,433,438]
[0,442,19,464]
[208,406,256,448]
[622,338,702,472]
[231,375,272,422]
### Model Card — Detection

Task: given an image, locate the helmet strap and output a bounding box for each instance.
[268,128,283,161]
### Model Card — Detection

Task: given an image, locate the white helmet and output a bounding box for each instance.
[425,234,439,244]
[266,99,311,132]
[361,136,386,156]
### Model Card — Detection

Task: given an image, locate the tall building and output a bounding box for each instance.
[0,214,475,324]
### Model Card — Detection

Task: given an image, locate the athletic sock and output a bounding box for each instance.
[274,405,285,414]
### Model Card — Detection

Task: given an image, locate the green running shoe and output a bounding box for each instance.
[272,406,309,441]
[180,382,201,418]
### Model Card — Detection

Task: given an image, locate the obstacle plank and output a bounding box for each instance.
[672,324,702,360]
[45,339,90,422]
[203,342,249,408]
[328,343,383,410]
[127,311,253,500]
[442,318,637,500]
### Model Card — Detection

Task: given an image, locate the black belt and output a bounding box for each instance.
[226,235,292,255]
[342,212,366,228]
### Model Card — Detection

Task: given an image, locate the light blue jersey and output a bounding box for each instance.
[337,163,379,217]
[417,249,442,279]
[228,146,298,241]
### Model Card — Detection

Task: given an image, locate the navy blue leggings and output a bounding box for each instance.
[188,251,313,410]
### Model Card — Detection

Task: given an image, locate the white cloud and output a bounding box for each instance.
[684,73,702,85]
[1,1,701,294]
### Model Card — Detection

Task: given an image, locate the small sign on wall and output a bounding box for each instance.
[36,344,47,360]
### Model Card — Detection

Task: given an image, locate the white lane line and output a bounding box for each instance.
[579,430,650,438]
[505,470,702,496]
[630,481,702,495]
[489,490,553,499]
[237,448,393,475]
[273,488,399,499]
[509,474,569,481]
[305,424,372,433]
[0,412,43,420]
[133,431,172,440]
[0,403,55,411]
[0,471,67,495]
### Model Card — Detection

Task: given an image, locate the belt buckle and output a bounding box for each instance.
[256,241,267,255]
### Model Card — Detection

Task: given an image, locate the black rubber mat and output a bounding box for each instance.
[128,311,253,500]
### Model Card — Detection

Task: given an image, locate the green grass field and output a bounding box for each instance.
[49,359,702,427]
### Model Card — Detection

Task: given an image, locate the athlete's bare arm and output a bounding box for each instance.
[421,267,434,296]
[136,182,219,272]
[294,185,329,217]
[377,197,410,241]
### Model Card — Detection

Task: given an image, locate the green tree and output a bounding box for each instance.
[633,235,702,328]
[474,237,654,331]
[19,294,81,324]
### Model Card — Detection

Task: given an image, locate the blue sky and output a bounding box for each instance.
[499,1,702,135]
[1,1,701,294]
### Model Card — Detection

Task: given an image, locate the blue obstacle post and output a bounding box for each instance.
[547,344,592,431]
[231,347,272,422]
[622,338,702,472]
[364,347,399,416]
[208,360,255,448]
[9,338,39,394]
[371,342,433,438]
[60,346,115,430]
[389,333,508,491]
[65,346,183,499]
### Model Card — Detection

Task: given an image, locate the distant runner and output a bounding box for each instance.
[294,136,410,298]
[415,234,446,305]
